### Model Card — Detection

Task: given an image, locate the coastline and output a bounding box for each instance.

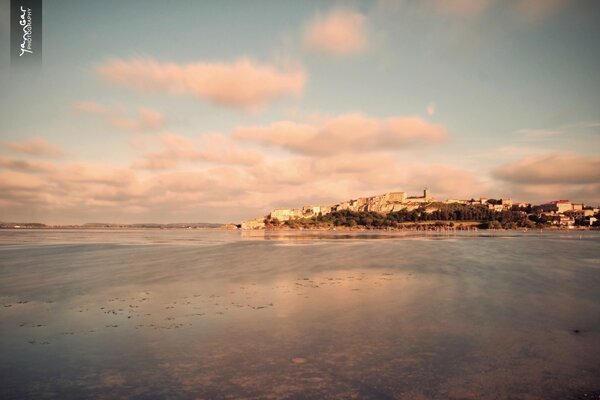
[0,225,597,232]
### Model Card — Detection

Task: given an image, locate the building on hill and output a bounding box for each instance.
[572,203,584,211]
[563,209,595,224]
[241,217,265,230]
[406,188,434,203]
[387,191,407,202]
[540,200,574,214]
[243,189,437,229]
[270,208,303,221]
[302,205,322,217]
[445,199,469,204]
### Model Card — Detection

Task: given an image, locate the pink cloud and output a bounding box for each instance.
[0,151,487,224]
[97,58,305,110]
[399,164,485,200]
[133,133,264,170]
[311,152,398,175]
[0,156,57,173]
[497,182,600,205]
[74,102,165,132]
[303,9,367,56]
[234,113,448,156]
[0,171,46,191]
[5,137,66,158]
[152,168,250,196]
[53,164,137,188]
[492,152,600,184]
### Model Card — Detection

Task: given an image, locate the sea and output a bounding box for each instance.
[1,229,599,399]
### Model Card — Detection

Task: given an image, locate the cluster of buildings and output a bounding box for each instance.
[241,189,434,229]
[240,189,599,230]
[446,197,516,211]
[538,200,598,227]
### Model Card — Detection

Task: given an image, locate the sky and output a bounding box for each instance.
[0,0,599,224]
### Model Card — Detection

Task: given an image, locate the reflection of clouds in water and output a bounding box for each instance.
[272,240,370,247]
[1,230,599,398]
[581,258,600,267]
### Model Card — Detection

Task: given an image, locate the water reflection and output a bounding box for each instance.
[1,230,599,399]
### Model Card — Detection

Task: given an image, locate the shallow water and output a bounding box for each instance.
[1,229,599,399]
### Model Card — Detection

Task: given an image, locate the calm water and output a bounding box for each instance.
[1,229,599,399]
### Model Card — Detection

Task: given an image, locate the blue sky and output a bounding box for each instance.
[0,0,599,224]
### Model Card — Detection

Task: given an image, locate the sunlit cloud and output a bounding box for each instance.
[492,152,600,184]
[133,133,264,170]
[74,102,165,132]
[4,137,66,158]
[0,156,57,173]
[303,9,367,56]
[0,171,46,191]
[234,113,448,156]
[97,58,306,110]
[56,163,137,187]
[399,164,486,199]
[427,102,436,116]
[0,148,484,223]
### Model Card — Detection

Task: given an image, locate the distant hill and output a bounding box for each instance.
[0,222,47,228]
[85,222,224,228]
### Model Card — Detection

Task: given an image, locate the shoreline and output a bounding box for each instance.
[0,226,597,232]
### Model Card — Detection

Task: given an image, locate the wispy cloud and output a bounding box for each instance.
[234,113,448,156]
[515,128,561,139]
[133,133,264,170]
[4,138,66,158]
[0,156,57,173]
[74,102,165,132]
[493,152,600,184]
[303,9,367,56]
[97,58,305,110]
[427,102,436,116]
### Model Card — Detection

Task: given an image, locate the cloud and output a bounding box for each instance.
[427,102,436,116]
[4,137,66,158]
[399,164,485,199]
[492,152,600,184]
[515,129,561,140]
[74,102,165,132]
[303,9,367,56]
[97,58,305,110]
[133,133,264,170]
[514,0,568,21]
[234,113,448,156]
[434,0,492,18]
[56,164,137,187]
[0,150,488,224]
[0,156,57,173]
[0,171,46,191]
[497,182,600,205]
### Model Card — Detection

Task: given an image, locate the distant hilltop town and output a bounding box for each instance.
[241,189,599,230]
